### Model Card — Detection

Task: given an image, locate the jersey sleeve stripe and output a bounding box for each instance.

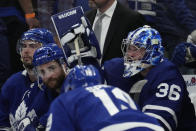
[0,127,12,131]
[145,112,172,131]
[142,104,177,126]
[99,122,164,131]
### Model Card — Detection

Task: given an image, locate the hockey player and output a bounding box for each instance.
[47,65,165,131]
[0,28,57,130]
[103,25,196,131]
[32,44,164,131]
[33,44,70,92]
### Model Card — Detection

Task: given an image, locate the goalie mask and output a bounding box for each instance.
[17,28,55,54]
[63,65,103,93]
[121,25,164,77]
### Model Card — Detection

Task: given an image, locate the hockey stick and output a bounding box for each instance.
[74,35,83,65]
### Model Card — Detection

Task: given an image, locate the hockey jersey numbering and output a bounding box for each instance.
[103,57,196,131]
[46,84,164,131]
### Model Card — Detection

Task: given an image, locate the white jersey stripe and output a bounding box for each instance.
[142,105,177,126]
[100,122,164,131]
[129,0,156,3]
[0,127,12,131]
[145,112,172,131]
[138,10,156,16]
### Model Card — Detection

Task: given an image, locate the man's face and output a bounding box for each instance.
[20,40,42,69]
[91,0,114,10]
[37,61,65,90]
[126,44,146,61]
[88,0,97,9]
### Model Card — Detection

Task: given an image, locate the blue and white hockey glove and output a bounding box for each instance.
[60,16,94,46]
[171,42,196,66]
[60,20,86,45]
[61,16,101,67]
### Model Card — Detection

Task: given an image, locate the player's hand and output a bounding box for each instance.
[26,17,40,29]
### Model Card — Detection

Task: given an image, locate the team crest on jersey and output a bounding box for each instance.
[9,100,37,131]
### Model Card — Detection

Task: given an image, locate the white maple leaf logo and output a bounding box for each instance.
[9,100,37,130]
[15,101,27,120]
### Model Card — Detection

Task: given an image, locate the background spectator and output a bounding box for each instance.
[0,0,39,87]
[85,0,145,64]
[186,0,196,18]
[127,0,196,59]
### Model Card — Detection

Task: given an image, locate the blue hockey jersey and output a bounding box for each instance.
[103,57,196,131]
[0,70,55,130]
[46,84,164,131]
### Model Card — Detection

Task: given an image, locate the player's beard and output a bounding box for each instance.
[22,57,34,69]
[45,71,65,90]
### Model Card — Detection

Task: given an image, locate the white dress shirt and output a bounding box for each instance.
[93,0,117,55]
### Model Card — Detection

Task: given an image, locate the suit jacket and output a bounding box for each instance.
[85,1,145,64]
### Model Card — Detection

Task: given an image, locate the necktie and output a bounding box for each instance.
[94,13,105,44]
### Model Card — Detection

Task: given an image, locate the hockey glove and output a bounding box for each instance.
[171,42,196,66]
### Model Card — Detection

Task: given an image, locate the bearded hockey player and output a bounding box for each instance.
[0,28,57,131]
[42,63,164,131]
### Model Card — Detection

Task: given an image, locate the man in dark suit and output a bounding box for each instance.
[85,0,145,64]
